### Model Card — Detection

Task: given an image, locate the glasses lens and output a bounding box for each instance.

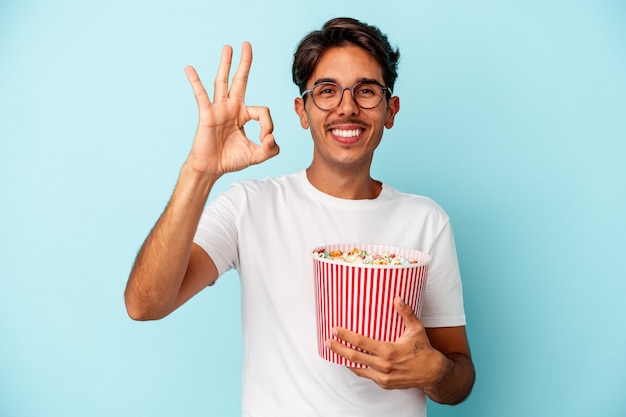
[310,82,385,110]
[353,82,384,109]
[311,83,341,110]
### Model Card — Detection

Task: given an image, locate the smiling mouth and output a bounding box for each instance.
[330,128,363,138]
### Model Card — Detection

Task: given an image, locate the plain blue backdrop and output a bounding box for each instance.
[1,1,625,416]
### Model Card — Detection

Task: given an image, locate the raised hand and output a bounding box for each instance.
[184,42,279,178]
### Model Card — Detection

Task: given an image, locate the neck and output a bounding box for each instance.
[305,165,382,200]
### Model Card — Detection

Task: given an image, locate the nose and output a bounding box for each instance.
[335,86,359,115]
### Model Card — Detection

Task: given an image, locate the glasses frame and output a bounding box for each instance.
[301,80,393,111]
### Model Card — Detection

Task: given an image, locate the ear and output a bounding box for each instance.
[384,96,400,129]
[294,97,309,129]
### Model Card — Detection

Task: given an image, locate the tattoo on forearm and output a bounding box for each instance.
[413,342,425,356]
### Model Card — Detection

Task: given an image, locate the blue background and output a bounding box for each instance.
[1,1,625,416]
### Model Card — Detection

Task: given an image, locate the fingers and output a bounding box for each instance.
[246,106,279,160]
[393,297,429,342]
[325,336,381,369]
[332,327,378,356]
[213,45,234,101]
[229,42,252,101]
[214,42,251,102]
[331,297,422,355]
[328,327,396,371]
[185,65,211,109]
[394,297,421,331]
[246,106,274,140]
[189,42,252,108]
[259,133,279,160]
[328,298,426,368]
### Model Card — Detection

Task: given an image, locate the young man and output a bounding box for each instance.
[125,17,475,417]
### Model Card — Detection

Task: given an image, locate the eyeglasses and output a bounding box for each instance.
[301,81,392,111]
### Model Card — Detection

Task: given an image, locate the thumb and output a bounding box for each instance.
[260,133,280,159]
[394,296,423,336]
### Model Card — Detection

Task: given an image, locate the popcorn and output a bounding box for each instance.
[312,247,420,265]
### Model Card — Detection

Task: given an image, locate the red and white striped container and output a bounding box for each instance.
[312,243,430,367]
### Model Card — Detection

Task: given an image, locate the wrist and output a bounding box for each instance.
[180,160,221,192]
[422,352,475,405]
[423,352,454,392]
[171,162,220,209]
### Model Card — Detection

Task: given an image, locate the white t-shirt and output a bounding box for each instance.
[194,170,466,417]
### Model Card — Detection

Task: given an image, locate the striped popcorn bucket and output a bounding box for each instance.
[312,244,430,368]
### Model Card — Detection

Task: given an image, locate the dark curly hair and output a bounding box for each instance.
[292,17,400,94]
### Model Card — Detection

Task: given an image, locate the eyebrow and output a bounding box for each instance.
[312,77,383,86]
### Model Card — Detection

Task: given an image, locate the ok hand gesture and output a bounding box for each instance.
[184,42,279,179]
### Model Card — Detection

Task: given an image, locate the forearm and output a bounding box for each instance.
[423,352,475,405]
[124,162,219,320]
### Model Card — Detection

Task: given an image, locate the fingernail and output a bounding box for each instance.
[324,339,331,349]
[331,327,338,336]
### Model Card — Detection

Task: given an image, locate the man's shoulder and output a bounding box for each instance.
[382,184,443,207]
[382,185,450,220]
[227,170,304,195]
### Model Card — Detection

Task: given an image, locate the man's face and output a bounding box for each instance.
[294,45,400,172]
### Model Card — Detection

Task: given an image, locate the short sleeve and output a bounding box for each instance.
[419,221,466,327]
[192,186,242,277]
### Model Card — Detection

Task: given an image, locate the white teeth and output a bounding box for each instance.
[331,129,362,138]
